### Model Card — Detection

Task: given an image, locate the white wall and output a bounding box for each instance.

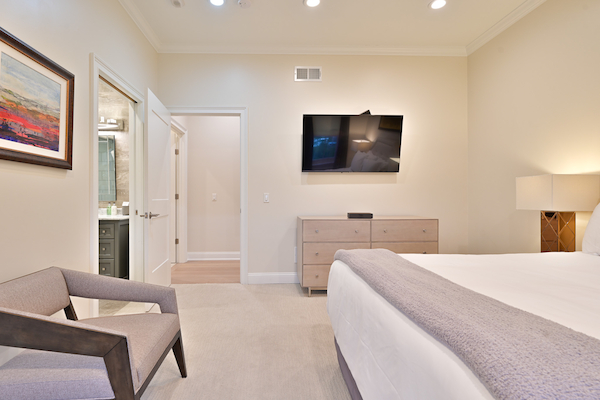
[467,0,600,253]
[0,1,158,309]
[183,116,241,259]
[158,54,469,275]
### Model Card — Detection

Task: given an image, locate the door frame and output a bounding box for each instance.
[170,118,188,264]
[169,107,249,285]
[90,54,146,316]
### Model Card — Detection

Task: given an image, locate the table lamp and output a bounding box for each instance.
[516,174,600,252]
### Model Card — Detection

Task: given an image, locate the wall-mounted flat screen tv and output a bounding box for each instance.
[302,114,403,172]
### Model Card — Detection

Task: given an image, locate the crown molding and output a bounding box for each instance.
[158,44,468,57]
[118,0,544,57]
[118,0,163,52]
[466,0,546,55]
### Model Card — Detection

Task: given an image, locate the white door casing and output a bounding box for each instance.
[144,89,171,287]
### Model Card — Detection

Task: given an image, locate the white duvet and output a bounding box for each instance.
[327,252,600,400]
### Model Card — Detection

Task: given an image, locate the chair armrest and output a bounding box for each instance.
[0,307,126,355]
[0,307,137,399]
[59,268,178,314]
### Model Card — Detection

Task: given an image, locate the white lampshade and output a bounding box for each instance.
[351,139,372,152]
[516,174,600,211]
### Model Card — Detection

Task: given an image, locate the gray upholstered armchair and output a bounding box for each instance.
[0,267,187,400]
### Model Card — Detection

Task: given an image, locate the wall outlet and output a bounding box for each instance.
[263,193,269,203]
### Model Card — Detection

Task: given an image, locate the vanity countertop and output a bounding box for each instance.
[99,215,130,221]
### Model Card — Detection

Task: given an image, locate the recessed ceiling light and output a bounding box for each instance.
[210,0,225,5]
[429,0,446,9]
[304,0,320,7]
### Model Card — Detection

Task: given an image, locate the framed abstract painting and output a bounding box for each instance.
[0,27,74,169]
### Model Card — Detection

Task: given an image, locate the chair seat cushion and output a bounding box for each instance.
[80,313,180,390]
[0,313,180,399]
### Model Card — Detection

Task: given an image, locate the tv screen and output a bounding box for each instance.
[302,114,403,172]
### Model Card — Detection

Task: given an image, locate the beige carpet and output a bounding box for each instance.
[141,284,351,400]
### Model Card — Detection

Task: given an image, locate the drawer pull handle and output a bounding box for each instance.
[315,252,319,256]
[355,230,358,233]
[383,229,387,233]
[423,229,427,233]
[315,229,319,233]
[423,251,427,254]
[102,248,106,251]
[102,230,106,234]
[315,274,319,278]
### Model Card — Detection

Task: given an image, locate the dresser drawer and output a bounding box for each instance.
[302,264,331,287]
[99,239,115,258]
[99,259,115,277]
[303,220,370,242]
[372,242,438,254]
[304,242,371,264]
[99,224,115,239]
[371,220,438,242]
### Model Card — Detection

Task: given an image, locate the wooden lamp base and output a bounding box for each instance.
[541,211,575,252]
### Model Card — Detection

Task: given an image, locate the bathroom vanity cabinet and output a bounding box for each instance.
[99,217,129,279]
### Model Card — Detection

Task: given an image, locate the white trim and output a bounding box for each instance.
[466,0,547,55]
[171,118,187,136]
[188,252,241,261]
[170,118,189,264]
[159,44,468,57]
[168,106,249,285]
[117,0,162,52]
[248,273,300,285]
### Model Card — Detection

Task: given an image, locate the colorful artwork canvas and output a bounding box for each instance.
[0,27,74,169]
[0,53,61,151]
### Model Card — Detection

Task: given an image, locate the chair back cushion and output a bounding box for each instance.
[0,267,70,316]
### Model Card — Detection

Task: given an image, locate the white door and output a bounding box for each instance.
[144,89,171,287]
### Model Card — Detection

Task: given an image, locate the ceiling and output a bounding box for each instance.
[118,0,546,56]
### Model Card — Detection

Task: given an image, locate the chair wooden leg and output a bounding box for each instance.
[172,334,187,378]
[104,338,136,400]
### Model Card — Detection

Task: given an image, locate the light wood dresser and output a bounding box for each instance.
[297,216,438,296]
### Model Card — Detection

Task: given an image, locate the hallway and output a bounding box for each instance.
[171,260,240,284]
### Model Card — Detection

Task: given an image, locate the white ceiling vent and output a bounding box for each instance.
[295,66,322,82]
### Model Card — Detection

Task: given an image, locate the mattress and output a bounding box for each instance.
[327,252,600,400]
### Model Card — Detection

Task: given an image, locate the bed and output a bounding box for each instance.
[327,205,600,399]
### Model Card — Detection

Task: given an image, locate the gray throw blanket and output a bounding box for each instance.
[334,249,600,399]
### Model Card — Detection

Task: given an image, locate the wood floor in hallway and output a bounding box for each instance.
[171,260,240,284]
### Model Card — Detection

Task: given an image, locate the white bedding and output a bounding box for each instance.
[327,252,600,400]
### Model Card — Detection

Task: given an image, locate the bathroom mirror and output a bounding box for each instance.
[99,135,116,202]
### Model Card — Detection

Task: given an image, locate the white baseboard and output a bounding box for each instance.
[247,272,299,285]
[188,251,240,261]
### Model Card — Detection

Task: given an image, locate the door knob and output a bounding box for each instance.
[149,212,160,219]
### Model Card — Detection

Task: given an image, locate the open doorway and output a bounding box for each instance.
[91,55,146,317]
[97,78,133,280]
[169,110,248,284]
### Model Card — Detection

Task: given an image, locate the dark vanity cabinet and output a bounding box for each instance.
[99,218,129,279]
